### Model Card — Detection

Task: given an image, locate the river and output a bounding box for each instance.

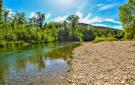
[0,43,80,85]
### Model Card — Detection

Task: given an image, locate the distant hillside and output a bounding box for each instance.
[93,26,121,31]
[79,23,121,31]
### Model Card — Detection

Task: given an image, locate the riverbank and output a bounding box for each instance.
[69,41,135,85]
[0,41,81,48]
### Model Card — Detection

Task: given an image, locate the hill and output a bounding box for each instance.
[79,23,122,31]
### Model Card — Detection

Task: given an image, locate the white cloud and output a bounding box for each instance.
[113,25,122,29]
[89,17,104,23]
[99,3,115,11]
[29,12,37,18]
[85,13,92,19]
[105,19,121,24]
[96,4,104,7]
[79,16,103,24]
[53,16,67,22]
[46,13,51,19]
[78,12,121,25]
[79,18,91,24]
[8,9,14,17]
[75,11,83,18]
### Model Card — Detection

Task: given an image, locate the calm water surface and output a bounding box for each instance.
[0,43,80,85]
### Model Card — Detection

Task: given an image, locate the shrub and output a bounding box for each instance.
[93,37,118,43]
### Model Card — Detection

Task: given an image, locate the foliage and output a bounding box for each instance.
[93,27,123,43]
[0,0,124,47]
[0,0,2,28]
[119,0,135,40]
[67,15,80,40]
[0,0,2,17]
[29,12,45,28]
[93,37,118,43]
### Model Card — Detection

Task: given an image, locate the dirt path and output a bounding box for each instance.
[70,41,135,85]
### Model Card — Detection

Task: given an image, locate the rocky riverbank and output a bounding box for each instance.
[69,41,135,85]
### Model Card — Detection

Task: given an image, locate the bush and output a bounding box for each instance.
[93,37,118,43]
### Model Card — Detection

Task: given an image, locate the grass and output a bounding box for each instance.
[93,37,118,43]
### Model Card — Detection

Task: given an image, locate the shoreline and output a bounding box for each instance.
[69,41,135,85]
[0,41,81,48]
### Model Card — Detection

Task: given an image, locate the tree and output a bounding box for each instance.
[46,22,60,29]
[15,12,26,25]
[9,12,26,29]
[67,15,79,40]
[30,12,45,28]
[36,12,45,28]
[119,0,135,39]
[29,16,36,25]
[67,15,79,28]
[0,0,2,18]
[0,0,3,28]
[63,21,69,37]
[3,8,10,22]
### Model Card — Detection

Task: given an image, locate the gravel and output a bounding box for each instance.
[70,41,135,85]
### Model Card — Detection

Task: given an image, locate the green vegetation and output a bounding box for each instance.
[93,37,118,43]
[0,0,124,47]
[0,0,2,28]
[93,26,124,42]
[119,0,135,40]
[0,0,2,17]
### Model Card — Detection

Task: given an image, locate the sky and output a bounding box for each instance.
[3,0,128,29]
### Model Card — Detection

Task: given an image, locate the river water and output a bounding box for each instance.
[0,43,80,85]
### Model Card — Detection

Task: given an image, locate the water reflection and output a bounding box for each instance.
[0,43,80,85]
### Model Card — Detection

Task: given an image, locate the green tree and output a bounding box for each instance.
[10,12,26,28]
[14,12,26,25]
[30,12,45,28]
[63,21,69,38]
[0,0,3,28]
[67,15,79,40]
[0,0,2,18]
[36,12,45,28]
[46,22,60,29]
[2,8,10,23]
[119,0,135,39]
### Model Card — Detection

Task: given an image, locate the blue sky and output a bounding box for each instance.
[4,0,128,29]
